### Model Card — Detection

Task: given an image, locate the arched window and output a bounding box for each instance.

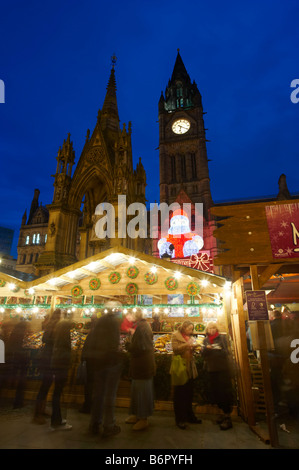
[181,155,186,179]
[45,234,47,243]
[25,235,30,245]
[191,153,197,179]
[36,233,40,244]
[32,234,36,244]
[171,156,176,182]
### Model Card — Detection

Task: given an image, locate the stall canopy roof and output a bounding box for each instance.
[0,246,228,298]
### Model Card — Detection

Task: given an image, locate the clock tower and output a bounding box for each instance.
[159,51,213,218]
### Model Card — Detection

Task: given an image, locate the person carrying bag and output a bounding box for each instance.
[170,354,188,386]
[171,321,201,429]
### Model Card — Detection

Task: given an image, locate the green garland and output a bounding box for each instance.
[126,266,139,279]
[144,271,158,285]
[71,285,83,297]
[0,280,6,288]
[125,283,138,295]
[108,272,121,284]
[165,276,178,291]
[89,278,101,290]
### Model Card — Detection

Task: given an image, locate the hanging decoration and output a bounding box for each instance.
[89,278,101,290]
[71,285,83,298]
[108,272,121,284]
[0,280,6,288]
[126,266,139,279]
[144,271,158,285]
[165,276,178,291]
[186,282,200,296]
[126,283,138,295]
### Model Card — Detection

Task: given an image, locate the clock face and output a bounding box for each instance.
[172,119,190,135]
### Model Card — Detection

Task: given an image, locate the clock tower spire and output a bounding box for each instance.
[159,50,213,218]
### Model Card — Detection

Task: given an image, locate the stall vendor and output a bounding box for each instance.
[120,312,137,335]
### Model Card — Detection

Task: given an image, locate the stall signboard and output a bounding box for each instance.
[265,203,299,259]
[246,290,269,321]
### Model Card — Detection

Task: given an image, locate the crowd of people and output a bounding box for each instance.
[0,307,239,437]
[1,305,298,439]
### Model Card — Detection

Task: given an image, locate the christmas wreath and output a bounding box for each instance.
[165,277,178,291]
[108,272,121,284]
[126,266,139,279]
[71,285,83,297]
[186,282,200,296]
[11,285,20,293]
[126,282,138,295]
[89,278,101,290]
[0,280,6,287]
[144,271,158,285]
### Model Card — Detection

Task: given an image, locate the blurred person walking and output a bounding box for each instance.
[6,319,30,409]
[125,310,156,431]
[88,309,122,438]
[49,316,73,431]
[202,322,234,430]
[78,315,97,414]
[33,309,62,424]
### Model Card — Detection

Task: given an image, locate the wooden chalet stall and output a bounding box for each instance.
[0,246,233,412]
[211,198,299,446]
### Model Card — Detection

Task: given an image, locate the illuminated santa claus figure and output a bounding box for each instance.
[158,209,203,259]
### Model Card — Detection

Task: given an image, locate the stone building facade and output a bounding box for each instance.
[16,63,147,276]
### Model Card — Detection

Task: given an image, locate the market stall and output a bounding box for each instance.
[0,246,234,411]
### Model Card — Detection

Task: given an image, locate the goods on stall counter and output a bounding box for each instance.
[22,329,88,350]
[23,331,43,349]
[161,320,173,332]
[71,329,88,350]
[193,335,205,350]
[154,334,173,353]
[120,334,130,352]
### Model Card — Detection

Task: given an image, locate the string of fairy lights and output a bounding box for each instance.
[0,258,232,321]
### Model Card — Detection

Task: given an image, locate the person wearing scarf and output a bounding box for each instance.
[202,322,234,430]
[171,320,201,429]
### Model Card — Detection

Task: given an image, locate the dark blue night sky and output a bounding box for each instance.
[1,0,299,257]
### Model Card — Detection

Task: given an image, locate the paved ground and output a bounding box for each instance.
[0,399,297,451]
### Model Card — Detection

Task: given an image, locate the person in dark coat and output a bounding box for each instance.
[269,310,292,412]
[50,317,73,430]
[6,319,30,409]
[78,315,97,413]
[125,310,156,431]
[33,308,62,424]
[88,310,122,438]
[151,315,161,333]
[202,322,234,430]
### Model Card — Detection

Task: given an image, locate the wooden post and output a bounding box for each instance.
[256,321,279,448]
[50,295,56,314]
[249,265,279,448]
[233,276,256,425]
